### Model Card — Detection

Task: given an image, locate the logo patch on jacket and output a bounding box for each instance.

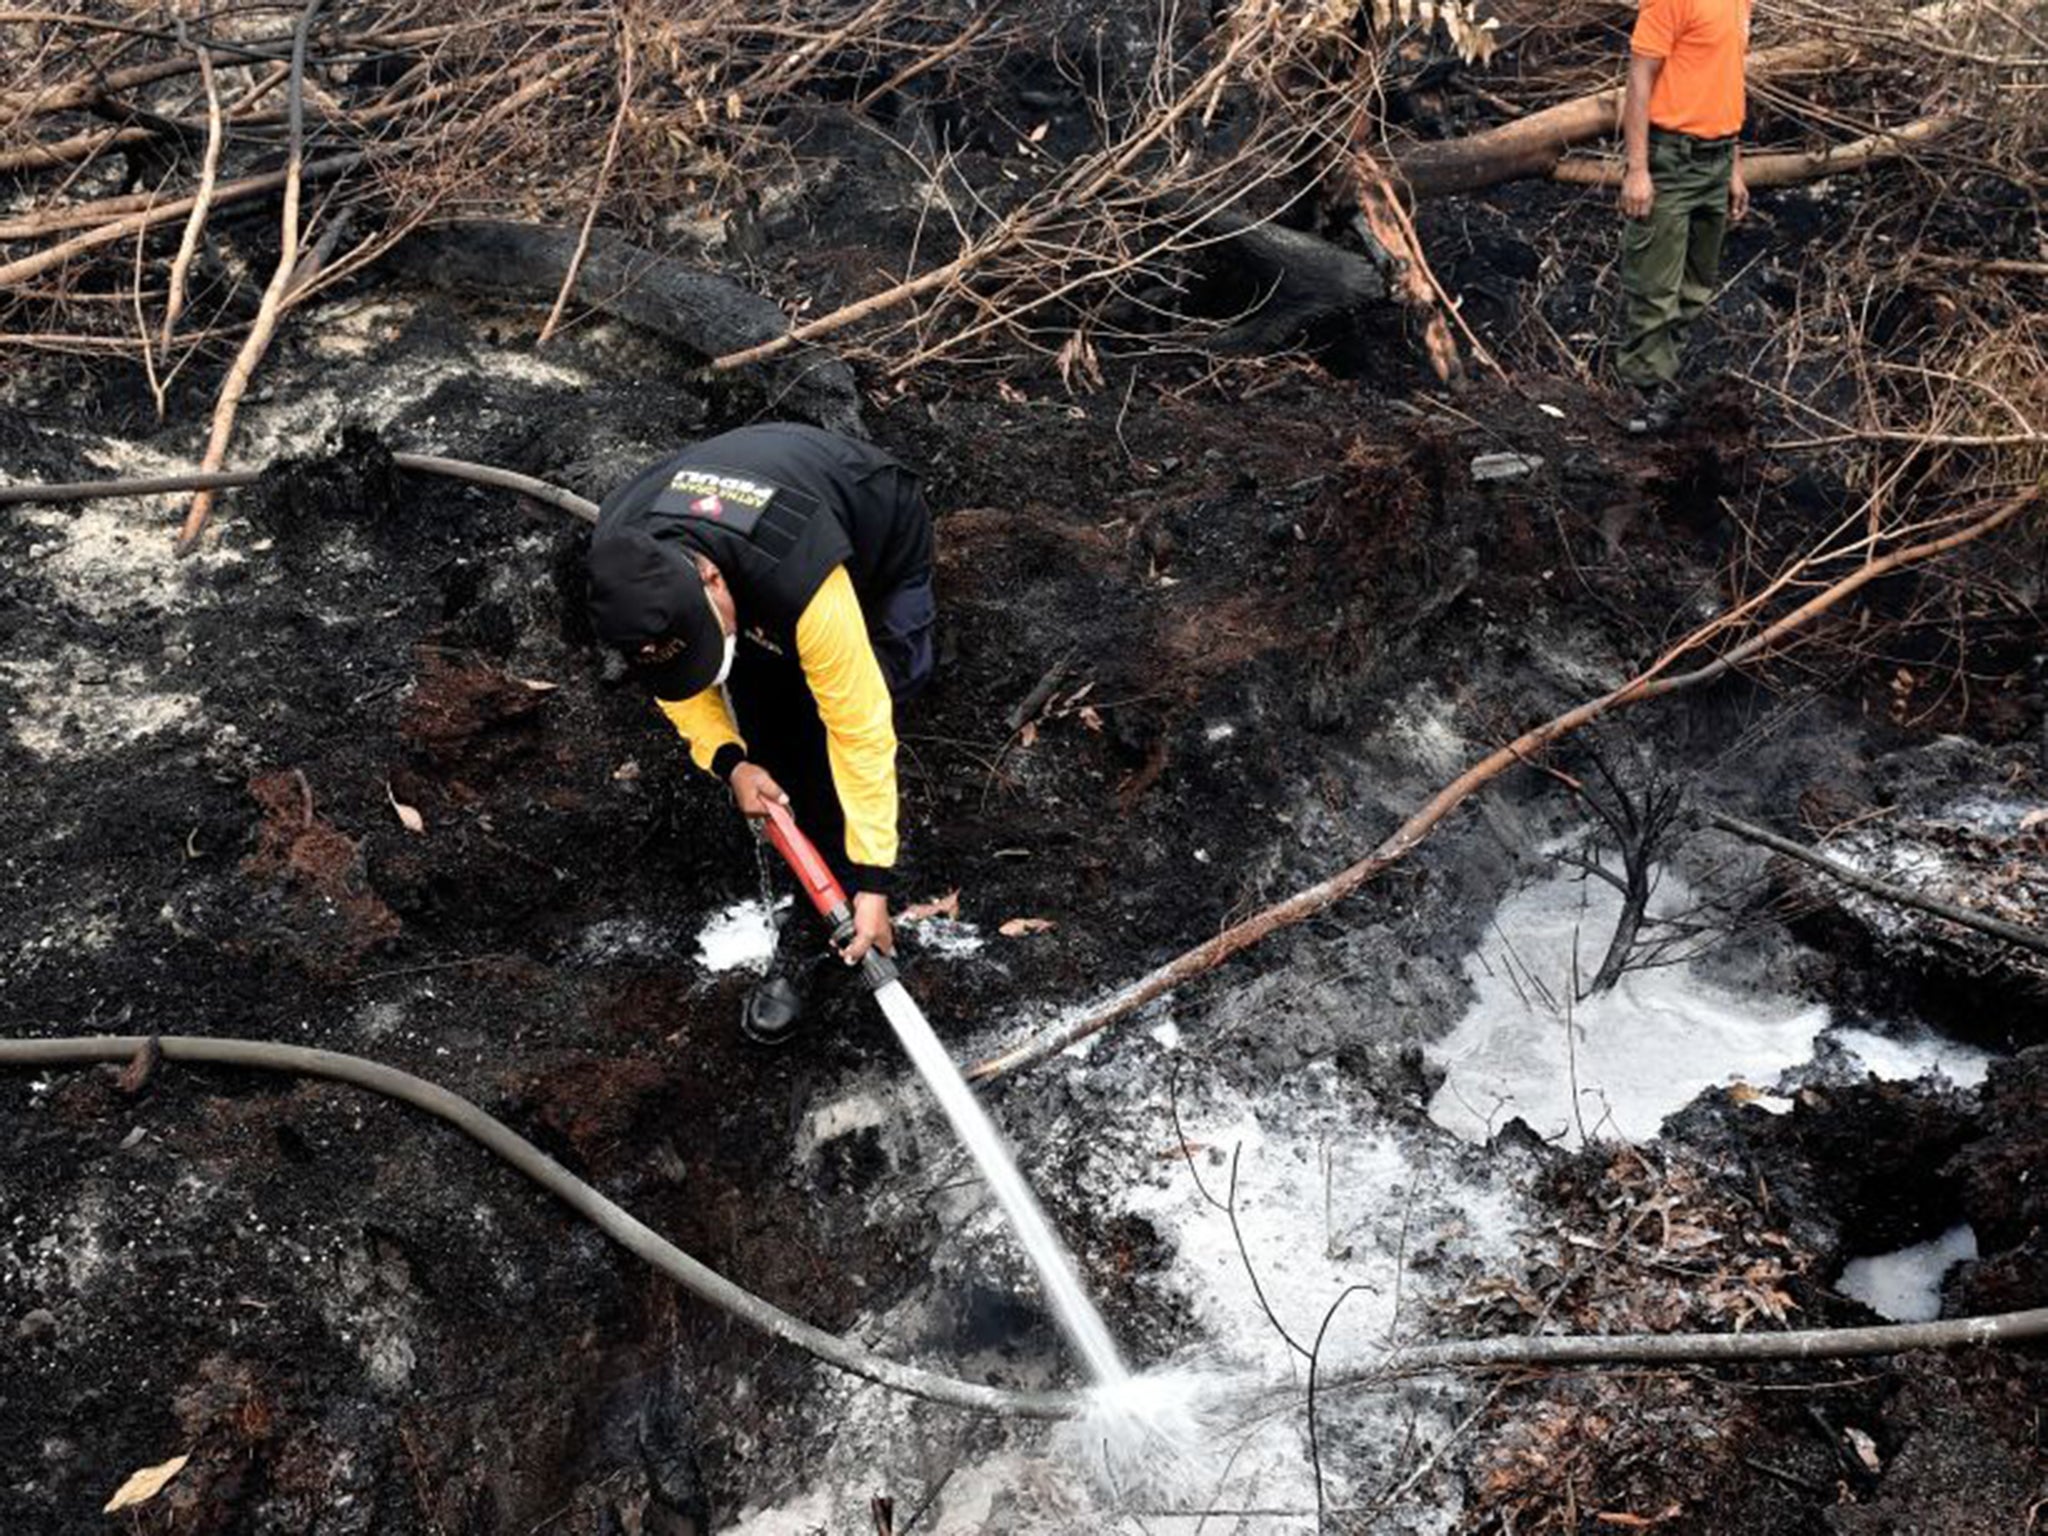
[649,468,780,534]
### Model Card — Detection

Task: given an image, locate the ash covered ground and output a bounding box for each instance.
[4,72,2047,1536]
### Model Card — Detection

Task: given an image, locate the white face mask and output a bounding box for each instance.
[704,577,737,688]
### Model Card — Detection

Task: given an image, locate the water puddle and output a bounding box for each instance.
[694,898,786,974]
[1830,1026,1995,1089]
[1837,1224,1977,1322]
[734,1064,1530,1532]
[1427,870,1828,1145]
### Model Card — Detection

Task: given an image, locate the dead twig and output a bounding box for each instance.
[539,24,634,346]
[1366,1305,2048,1377]
[177,0,329,555]
[159,10,223,356]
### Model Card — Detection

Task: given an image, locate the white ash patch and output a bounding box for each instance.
[795,1078,934,1178]
[19,499,197,615]
[1932,790,2041,838]
[353,999,409,1042]
[800,1086,895,1149]
[319,1236,423,1395]
[15,909,121,964]
[8,434,247,610]
[1818,796,2045,943]
[218,299,592,462]
[486,344,594,391]
[2,1184,112,1297]
[901,914,985,959]
[115,328,591,492]
[0,651,202,761]
[573,918,675,965]
[1379,683,1466,777]
[304,296,418,359]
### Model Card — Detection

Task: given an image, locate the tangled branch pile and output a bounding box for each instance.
[7,1,2041,374]
[1,0,1014,370]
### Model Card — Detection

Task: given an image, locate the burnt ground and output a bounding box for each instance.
[4,83,2047,1536]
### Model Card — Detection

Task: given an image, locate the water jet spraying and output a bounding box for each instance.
[760,800,1133,1391]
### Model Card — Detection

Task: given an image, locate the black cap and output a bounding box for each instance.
[587,528,725,699]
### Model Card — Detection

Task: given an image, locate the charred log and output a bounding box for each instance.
[1198,212,1391,354]
[383,221,865,438]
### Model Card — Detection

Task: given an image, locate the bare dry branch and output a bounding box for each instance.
[177,0,328,554]
[969,489,2041,1080]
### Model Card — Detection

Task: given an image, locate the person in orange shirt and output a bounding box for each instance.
[587,424,936,1044]
[1615,0,1752,432]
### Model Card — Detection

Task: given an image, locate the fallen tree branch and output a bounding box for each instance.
[1552,117,1956,190]
[708,20,1265,372]
[176,0,326,555]
[0,54,202,129]
[388,220,864,436]
[1344,139,1469,382]
[0,454,601,523]
[0,123,156,173]
[0,151,366,291]
[1375,1306,2048,1375]
[967,489,2040,1081]
[1708,810,2048,959]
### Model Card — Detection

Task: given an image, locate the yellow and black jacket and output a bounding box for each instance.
[594,424,932,893]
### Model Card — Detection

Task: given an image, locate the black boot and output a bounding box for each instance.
[739,940,870,1043]
[740,969,807,1046]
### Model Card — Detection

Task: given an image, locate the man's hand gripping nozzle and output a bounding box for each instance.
[756,799,898,989]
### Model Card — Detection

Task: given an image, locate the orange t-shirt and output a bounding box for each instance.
[1632,0,1752,140]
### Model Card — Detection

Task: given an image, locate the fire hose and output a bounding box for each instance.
[7,1030,2044,1421]
[0,803,1103,1421]
[0,1030,1078,1421]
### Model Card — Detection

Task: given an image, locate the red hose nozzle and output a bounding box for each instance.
[756,800,897,988]
[758,799,848,921]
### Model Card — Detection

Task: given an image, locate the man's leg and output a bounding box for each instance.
[869,475,938,703]
[1615,136,1693,394]
[1670,147,1732,363]
[869,571,936,702]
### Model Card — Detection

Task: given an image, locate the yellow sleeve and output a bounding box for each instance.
[655,687,746,777]
[795,566,899,876]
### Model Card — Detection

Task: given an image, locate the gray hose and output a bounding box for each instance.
[0,454,599,523]
[0,1035,1076,1420]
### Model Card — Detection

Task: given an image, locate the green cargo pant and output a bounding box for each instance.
[1615,129,1734,389]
